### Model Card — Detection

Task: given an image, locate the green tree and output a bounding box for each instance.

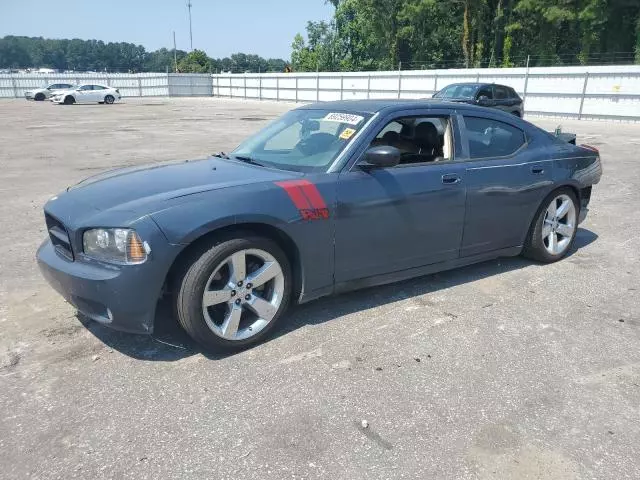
[177,49,212,73]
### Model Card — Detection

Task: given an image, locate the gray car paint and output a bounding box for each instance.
[37,100,602,334]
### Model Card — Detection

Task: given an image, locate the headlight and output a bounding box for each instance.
[83,228,149,264]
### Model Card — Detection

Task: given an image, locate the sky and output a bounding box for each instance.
[0,0,335,59]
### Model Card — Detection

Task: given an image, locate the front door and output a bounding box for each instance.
[334,111,467,283]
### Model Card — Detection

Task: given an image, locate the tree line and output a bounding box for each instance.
[291,0,640,71]
[0,36,287,73]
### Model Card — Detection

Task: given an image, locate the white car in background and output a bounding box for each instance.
[51,84,122,105]
[24,83,77,101]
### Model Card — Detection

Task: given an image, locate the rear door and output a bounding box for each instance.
[92,85,108,102]
[334,109,468,283]
[458,114,552,257]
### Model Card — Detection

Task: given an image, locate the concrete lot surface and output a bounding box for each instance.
[0,98,638,480]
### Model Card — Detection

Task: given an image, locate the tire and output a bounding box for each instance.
[512,110,521,117]
[175,235,292,351]
[63,95,75,105]
[104,95,115,104]
[34,93,46,101]
[523,187,579,263]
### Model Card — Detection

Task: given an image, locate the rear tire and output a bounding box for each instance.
[104,95,115,104]
[34,93,46,101]
[175,235,291,352]
[523,187,579,263]
[63,95,75,105]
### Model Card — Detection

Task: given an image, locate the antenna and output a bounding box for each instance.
[187,0,193,51]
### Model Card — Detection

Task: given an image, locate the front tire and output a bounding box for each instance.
[63,95,75,105]
[34,93,46,101]
[104,95,115,104]
[523,188,579,263]
[175,236,291,351]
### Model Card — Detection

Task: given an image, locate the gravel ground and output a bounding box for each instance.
[0,97,638,480]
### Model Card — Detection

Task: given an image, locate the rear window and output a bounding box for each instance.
[463,116,527,159]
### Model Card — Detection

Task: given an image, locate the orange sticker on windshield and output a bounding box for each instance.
[339,128,356,140]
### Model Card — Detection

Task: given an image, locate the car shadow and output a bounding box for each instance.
[82,227,598,361]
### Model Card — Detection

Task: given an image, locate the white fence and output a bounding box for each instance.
[2,66,640,120]
[213,65,640,121]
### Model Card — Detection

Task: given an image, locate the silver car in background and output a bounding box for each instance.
[24,83,77,101]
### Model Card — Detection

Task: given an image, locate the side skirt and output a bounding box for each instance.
[298,246,523,303]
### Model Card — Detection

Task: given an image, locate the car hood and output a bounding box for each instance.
[46,157,299,223]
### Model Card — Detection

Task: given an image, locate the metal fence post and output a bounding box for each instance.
[244,75,247,99]
[295,76,298,102]
[434,74,438,94]
[316,72,320,101]
[578,72,590,120]
[521,55,530,102]
[367,73,371,99]
[476,72,480,83]
[11,75,18,98]
[276,76,280,102]
[340,75,344,100]
[138,76,143,97]
[259,75,262,101]
[397,62,402,99]
[229,76,232,98]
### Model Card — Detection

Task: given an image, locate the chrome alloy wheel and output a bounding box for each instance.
[201,249,285,341]
[542,193,577,255]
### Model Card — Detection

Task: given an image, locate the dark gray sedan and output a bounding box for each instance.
[37,100,602,351]
[433,83,524,117]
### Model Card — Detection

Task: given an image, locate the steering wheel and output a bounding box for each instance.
[296,132,337,156]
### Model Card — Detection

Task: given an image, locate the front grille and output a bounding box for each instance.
[45,213,74,261]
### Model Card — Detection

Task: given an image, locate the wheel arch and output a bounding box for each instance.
[164,222,304,304]
[523,183,581,245]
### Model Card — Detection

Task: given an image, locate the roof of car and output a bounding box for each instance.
[296,99,486,114]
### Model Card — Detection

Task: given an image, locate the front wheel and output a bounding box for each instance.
[175,236,291,351]
[63,95,75,105]
[104,95,115,104]
[34,93,46,101]
[523,188,579,263]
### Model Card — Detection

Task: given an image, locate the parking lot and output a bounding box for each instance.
[0,97,638,479]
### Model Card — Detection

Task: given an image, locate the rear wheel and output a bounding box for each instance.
[175,236,291,351]
[523,188,579,263]
[104,95,115,104]
[34,93,46,101]
[63,95,75,105]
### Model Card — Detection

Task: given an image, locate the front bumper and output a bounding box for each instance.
[37,238,169,334]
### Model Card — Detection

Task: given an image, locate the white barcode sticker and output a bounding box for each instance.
[323,112,364,125]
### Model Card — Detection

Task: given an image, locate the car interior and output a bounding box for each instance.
[370,117,453,164]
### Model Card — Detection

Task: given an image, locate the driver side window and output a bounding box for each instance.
[369,116,454,166]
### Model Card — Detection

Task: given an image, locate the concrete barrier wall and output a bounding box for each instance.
[213,65,640,121]
[2,66,639,120]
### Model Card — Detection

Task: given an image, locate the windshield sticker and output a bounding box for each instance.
[339,128,357,140]
[323,112,364,125]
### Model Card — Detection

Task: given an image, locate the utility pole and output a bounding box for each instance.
[173,31,178,72]
[187,1,193,51]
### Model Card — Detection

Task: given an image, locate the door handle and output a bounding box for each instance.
[442,173,461,184]
[530,166,545,175]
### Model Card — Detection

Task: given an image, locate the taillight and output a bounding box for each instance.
[580,144,599,153]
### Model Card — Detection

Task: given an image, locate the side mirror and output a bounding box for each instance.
[360,146,401,169]
[477,95,490,105]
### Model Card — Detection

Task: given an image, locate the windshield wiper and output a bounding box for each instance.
[212,152,230,159]
[231,154,266,167]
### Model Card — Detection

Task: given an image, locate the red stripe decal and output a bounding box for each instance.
[276,180,329,221]
[297,180,327,209]
[275,181,311,210]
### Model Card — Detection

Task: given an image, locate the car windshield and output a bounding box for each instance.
[231,109,371,173]
[435,84,479,99]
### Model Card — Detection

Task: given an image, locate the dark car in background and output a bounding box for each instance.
[433,83,524,117]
